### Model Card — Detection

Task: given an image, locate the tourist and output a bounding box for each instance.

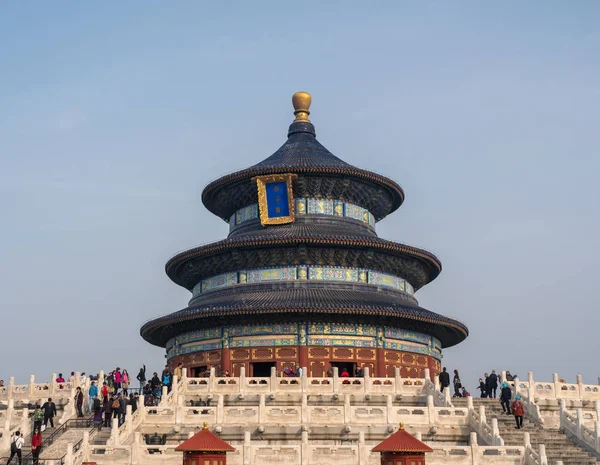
[80,372,88,385]
[326,367,334,377]
[161,365,170,380]
[484,373,491,397]
[162,370,172,393]
[453,369,462,397]
[75,386,84,418]
[174,362,183,380]
[56,373,65,390]
[31,427,43,465]
[89,381,98,412]
[104,397,113,428]
[101,381,109,405]
[461,387,471,397]
[150,372,161,396]
[511,395,525,429]
[506,370,514,382]
[33,405,43,432]
[295,364,303,378]
[439,367,450,393]
[7,431,24,465]
[130,393,138,413]
[340,368,350,378]
[111,395,122,424]
[355,366,364,377]
[0,380,4,387]
[93,402,104,431]
[500,382,512,414]
[488,370,499,398]
[137,364,147,390]
[118,393,127,426]
[41,397,57,428]
[122,369,130,396]
[114,367,122,393]
[477,378,487,398]
[69,372,76,383]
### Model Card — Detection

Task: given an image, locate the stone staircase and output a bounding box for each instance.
[455,398,599,465]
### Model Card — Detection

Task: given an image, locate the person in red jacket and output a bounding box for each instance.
[101,382,109,405]
[511,395,525,429]
[31,427,43,465]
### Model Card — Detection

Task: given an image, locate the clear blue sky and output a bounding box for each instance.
[1,2,599,388]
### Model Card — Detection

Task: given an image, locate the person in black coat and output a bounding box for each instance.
[500,382,512,414]
[42,398,58,428]
[438,367,450,393]
[477,378,487,398]
[489,370,499,398]
[136,364,146,391]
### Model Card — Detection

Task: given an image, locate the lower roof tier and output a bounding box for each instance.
[140,282,468,348]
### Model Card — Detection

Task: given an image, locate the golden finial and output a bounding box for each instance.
[203,422,208,429]
[399,422,404,430]
[292,91,312,123]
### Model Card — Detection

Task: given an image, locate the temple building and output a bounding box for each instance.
[140,92,468,378]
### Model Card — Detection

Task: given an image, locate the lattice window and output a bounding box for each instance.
[416,356,428,367]
[402,354,415,365]
[309,347,329,358]
[357,349,375,360]
[276,348,297,358]
[232,349,250,360]
[252,348,273,360]
[385,351,400,362]
[333,348,353,359]
[208,351,221,361]
[232,363,245,377]
[385,364,397,378]
[310,361,325,377]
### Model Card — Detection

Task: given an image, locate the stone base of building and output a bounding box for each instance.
[168,345,440,379]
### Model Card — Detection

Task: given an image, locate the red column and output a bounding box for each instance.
[222,348,231,375]
[376,348,386,377]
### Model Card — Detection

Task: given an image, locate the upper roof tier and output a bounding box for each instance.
[202,92,405,222]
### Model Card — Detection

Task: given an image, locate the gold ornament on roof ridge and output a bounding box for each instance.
[292,91,312,123]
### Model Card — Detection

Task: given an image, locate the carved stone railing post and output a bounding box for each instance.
[386,395,393,425]
[423,368,430,384]
[239,366,246,395]
[539,444,548,465]
[479,406,486,429]
[491,418,501,445]
[444,385,451,405]
[49,373,56,397]
[175,393,183,425]
[577,408,584,440]
[553,373,560,399]
[259,394,266,424]
[358,431,367,465]
[160,386,168,404]
[332,367,339,393]
[301,430,309,465]
[110,416,119,446]
[528,372,535,400]
[394,367,401,395]
[28,375,35,396]
[126,404,133,432]
[363,367,370,391]
[301,366,308,392]
[98,370,105,388]
[344,394,351,424]
[301,394,308,428]
[501,370,507,385]
[75,372,81,389]
[513,377,520,397]
[209,367,216,392]
[171,375,179,404]
[131,432,141,465]
[467,396,474,411]
[8,377,14,400]
[243,430,251,465]
[81,431,90,463]
[577,374,584,400]
[270,367,277,393]
[20,407,30,438]
[216,394,224,425]
[426,395,435,424]
[181,367,187,381]
[65,442,74,465]
[469,432,479,465]
[594,420,600,451]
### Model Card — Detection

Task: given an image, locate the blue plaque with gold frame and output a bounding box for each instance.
[252,174,297,225]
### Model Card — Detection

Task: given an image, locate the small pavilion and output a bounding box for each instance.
[372,423,433,465]
[175,422,236,465]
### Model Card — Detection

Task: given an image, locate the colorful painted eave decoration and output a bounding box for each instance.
[252,173,298,226]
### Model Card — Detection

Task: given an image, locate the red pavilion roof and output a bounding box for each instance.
[372,424,433,453]
[175,424,236,452]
